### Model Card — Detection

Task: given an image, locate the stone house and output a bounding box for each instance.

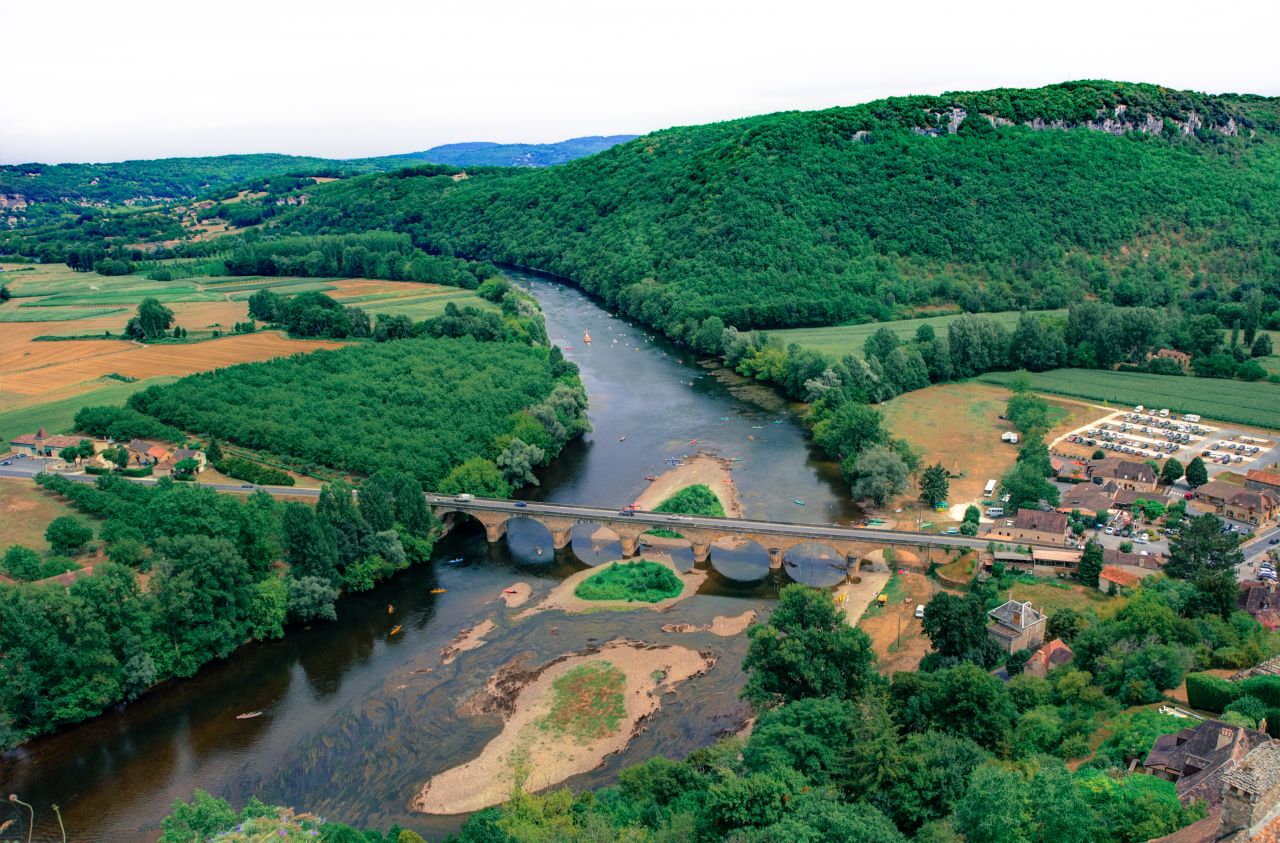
[1087,458,1159,492]
[1098,565,1142,592]
[987,508,1070,546]
[1194,482,1280,527]
[986,599,1046,654]
[1246,469,1280,496]
[9,428,84,457]
[1023,638,1073,679]
[1148,736,1280,843]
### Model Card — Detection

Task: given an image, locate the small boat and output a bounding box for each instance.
[619,435,627,442]
[719,416,729,421]
[562,345,574,349]
[793,499,806,506]
[746,435,755,440]
[387,604,395,614]
[444,557,464,565]
[583,331,591,343]
[690,439,697,445]
[430,588,447,594]
[236,711,262,720]
[645,475,658,481]
[535,546,544,556]
[772,420,784,425]
[389,625,402,636]
[751,425,764,429]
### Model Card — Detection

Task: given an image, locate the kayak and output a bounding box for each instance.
[794,499,806,506]
[389,625,402,636]
[430,588,447,594]
[236,711,262,720]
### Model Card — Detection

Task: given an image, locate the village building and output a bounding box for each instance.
[155,448,208,476]
[1054,457,1089,484]
[1098,565,1143,592]
[1087,458,1159,491]
[127,439,172,467]
[9,428,85,457]
[986,599,1046,654]
[987,508,1070,546]
[989,548,1082,576]
[1144,721,1272,809]
[1104,547,1165,570]
[1056,483,1115,515]
[1246,469,1280,496]
[1022,638,1073,679]
[1242,582,1279,631]
[1194,482,1280,527]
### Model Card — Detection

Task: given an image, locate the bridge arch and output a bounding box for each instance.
[504,515,555,564]
[782,541,849,587]
[570,523,623,567]
[637,530,697,573]
[708,536,770,581]
[437,508,507,542]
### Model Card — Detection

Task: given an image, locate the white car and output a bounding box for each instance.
[914,604,925,619]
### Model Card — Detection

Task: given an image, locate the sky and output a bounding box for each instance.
[4,0,1280,164]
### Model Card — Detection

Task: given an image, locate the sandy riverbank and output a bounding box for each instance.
[413,640,715,814]
[500,582,532,608]
[519,554,706,618]
[661,609,758,637]
[631,453,742,517]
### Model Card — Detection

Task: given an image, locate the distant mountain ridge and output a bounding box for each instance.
[405,135,638,168]
[0,135,636,205]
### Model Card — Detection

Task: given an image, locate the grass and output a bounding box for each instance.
[360,292,497,320]
[977,368,1280,430]
[0,376,178,444]
[1009,578,1127,619]
[770,309,1068,359]
[574,560,683,603]
[0,306,126,322]
[540,661,627,743]
[0,479,86,553]
[22,287,225,306]
[226,282,337,300]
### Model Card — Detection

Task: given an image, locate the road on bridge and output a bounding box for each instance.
[423,493,1051,552]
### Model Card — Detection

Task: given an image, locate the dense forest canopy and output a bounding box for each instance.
[271,81,1280,339]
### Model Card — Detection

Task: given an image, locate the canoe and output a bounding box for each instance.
[389,625,402,635]
[236,711,262,720]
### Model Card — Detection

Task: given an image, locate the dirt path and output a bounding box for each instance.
[856,572,937,673]
[834,569,891,627]
[413,641,715,814]
[631,453,741,517]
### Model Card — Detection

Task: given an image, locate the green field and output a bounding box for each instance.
[21,286,225,306]
[977,368,1280,430]
[227,282,337,300]
[769,309,1068,359]
[0,306,126,322]
[0,376,178,444]
[360,291,497,320]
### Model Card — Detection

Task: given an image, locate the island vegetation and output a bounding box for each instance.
[573,561,684,603]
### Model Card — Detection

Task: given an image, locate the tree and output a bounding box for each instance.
[2,545,42,581]
[1184,457,1209,489]
[1164,513,1244,579]
[438,456,510,499]
[1077,540,1104,588]
[316,480,370,571]
[1047,607,1085,644]
[1001,462,1059,511]
[171,457,199,478]
[286,575,339,623]
[1251,334,1273,358]
[358,473,398,533]
[160,791,238,843]
[935,664,1017,750]
[1015,437,1054,477]
[205,439,224,464]
[848,445,909,505]
[125,297,175,341]
[1159,457,1184,486]
[742,584,877,708]
[152,535,255,677]
[919,462,949,506]
[281,502,338,582]
[812,402,887,459]
[45,516,92,555]
[921,592,996,667]
[882,731,988,834]
[953,764,1031,843]
[496,437,545,487]
[1006,648,1033,677]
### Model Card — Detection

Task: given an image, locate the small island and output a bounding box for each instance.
[574,560,683,603]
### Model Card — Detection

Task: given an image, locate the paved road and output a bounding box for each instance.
[424,493,1059,552]
[0,464,320,498]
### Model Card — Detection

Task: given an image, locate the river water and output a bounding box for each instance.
[0,274,857,841]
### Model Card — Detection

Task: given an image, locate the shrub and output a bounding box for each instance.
[574,561,683,603]
[217,457,295,487]
[1185,672,1236,712]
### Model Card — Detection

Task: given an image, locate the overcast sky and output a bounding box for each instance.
[4,0,1279,164]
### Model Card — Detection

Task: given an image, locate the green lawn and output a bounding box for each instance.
[770,309,1068,359]
[976,368,1280,430]
[0,377,178,445]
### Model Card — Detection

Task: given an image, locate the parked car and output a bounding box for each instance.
[914,604,925,619]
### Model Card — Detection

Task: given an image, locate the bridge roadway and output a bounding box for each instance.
[424,493,1066,571]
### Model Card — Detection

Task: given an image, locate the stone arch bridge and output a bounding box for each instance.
[424,494,1035,576]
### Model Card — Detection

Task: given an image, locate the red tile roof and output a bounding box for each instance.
[1100,565,1142,587]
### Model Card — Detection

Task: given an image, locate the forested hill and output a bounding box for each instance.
[403,135,638,167]
[273,80,1280,340]
[0,136,635,205]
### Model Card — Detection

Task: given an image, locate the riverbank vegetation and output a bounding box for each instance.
[0,468,435,749]
[573,561,683,603]
[652,484,725,518]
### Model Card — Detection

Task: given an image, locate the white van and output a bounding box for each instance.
[455,493,474,502]
[914,604,925,619]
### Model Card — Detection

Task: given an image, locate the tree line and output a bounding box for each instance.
[0,469,435,748]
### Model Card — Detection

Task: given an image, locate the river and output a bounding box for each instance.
[0,273,858,841]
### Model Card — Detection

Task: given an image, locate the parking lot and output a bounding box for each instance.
[1053,406,1275,476]
[0,453,64,478]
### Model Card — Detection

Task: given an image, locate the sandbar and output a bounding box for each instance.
[632,453,742,518]
[500,582,532,608]
[441,619,496,665]
[413,640,715,814]
[518,554,706,618]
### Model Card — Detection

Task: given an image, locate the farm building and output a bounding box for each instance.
[987,508,1070,546]
[9,428,85,457]
[986,599,1046,654]
[1147,348,1193,372]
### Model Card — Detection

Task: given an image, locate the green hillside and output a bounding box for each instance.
[275,80,1280,340]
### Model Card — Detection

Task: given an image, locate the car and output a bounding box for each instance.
[914,604,925,619]
[618,509,635,516]
[241,483,255,488]
[1269,538,1279,545]
[0,460,9,466]
[1105,527,1115,535]
[514,501,527,508]
[944,527,959,535]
